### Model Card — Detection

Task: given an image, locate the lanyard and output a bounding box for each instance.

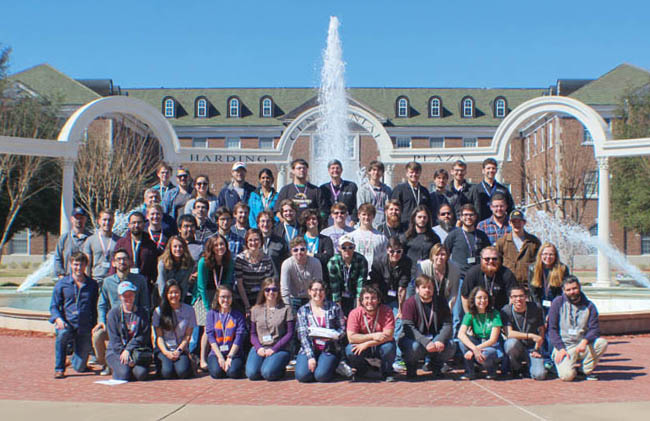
[216,311,232,342]
[213,266,224,289]
[263,236,270,255]
[98,234,113,261]
[475,312,490,337]
[408,183,421,206]
[73,279,83,311]
[309,303,327,328]
[433,268,446,297]
[148,228,163,249]
[483,273,496,296]
[482,181,497,198]
[160,184,169,199]
[511,304,528,333]
[284,224,297,244]
[131,237,141,267]
[261,190,273,210]
[343,263,352,292]
[362,310,379,334]
[461,229,476,254]
[329,182,342,202]
[568,304,580,329]
[370,186,384,209]
[421,301,435,332]
[305,235,319,254]
[294,184,307,196]
[383,223,396,238]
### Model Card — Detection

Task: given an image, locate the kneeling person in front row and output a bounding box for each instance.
[548,276,608,381]
[501,285,546,380]
[105,281,151,381]
[399,275,455,379]
[345,286,397,382]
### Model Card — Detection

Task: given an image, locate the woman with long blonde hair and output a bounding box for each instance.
[528,242,570,313]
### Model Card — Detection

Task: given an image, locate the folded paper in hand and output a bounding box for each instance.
[308,326,339,339]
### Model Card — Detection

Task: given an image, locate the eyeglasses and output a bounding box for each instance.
[482,257,499,262]
[177,175,188,179]
[332,211,346,215]
[196,182,208,186]
[461,213,476,218]
[264,287,278,293]
[388,249,403,255]
[340,245,355,250]
[310,288,325,293]
[510,294,526,299]
[292,247,307,253]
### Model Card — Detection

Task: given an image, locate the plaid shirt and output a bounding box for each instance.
[477,216,511,245]
[296,301,345,359]
[327,252,368,303]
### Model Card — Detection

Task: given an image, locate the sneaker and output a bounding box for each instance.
[100,365,111,376]
[289,359,297,366]
[459,374,474,381]
[585,374,599,381]
[336,360,355,378]
[54,371,65,379]
[440,362,453,374]
[485,374,496,380]
[88,355,98,365]
[383,374,397,383]
[421,362,434,372]
[392,360,406,373]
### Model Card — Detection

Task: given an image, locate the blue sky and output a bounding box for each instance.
[2,0,649,89]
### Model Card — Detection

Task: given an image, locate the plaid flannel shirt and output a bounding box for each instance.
[327,252,368,303]
[296,300,345,359]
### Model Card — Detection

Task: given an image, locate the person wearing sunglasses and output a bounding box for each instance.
[461,246,516,314]
[321,202,354,250]
[280,237,323,314]
[432,203,456,243]
[161,167,194,221]
[184,174,218,221]
[326,235,368,315]
[295,280,347,382]
[246,278,294,381]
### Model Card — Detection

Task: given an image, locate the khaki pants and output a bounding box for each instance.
[92,327,109,366]
[552,337,608,381]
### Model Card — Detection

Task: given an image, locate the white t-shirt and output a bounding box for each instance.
[349,228,387,268]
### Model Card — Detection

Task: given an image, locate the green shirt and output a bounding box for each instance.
[462,310,502,339]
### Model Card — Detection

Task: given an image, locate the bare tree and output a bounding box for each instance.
[74,116,162,227]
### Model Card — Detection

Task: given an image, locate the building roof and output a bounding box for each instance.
[8,63,100,106]
[569,64,650,105]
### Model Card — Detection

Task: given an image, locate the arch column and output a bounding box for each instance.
[277,164,288,189]
[596,157,611,287]
[384,164,395,188]
[60,158,76,234]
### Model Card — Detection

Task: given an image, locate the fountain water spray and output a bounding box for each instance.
[313,16,354,186]
[526,210,650,288]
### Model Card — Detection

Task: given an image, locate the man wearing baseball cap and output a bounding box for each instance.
[495,209,541,286]
[217,162,255,211]
[319,159,358,224]
[161,167,194,220]
[54,206,90,278]
[326,234,368,315]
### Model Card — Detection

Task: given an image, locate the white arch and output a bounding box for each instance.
[491,96,613,287]
[57,96,181,233]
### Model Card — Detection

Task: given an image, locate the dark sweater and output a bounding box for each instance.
[443,227,491,275]
[469,180,514,222]
[274,183,323,216]
[369,255,413,302]
[105,306,151,358]
[319,180,358,221]
[401,294,452,346]
[390,182,432,225]
[461,264,517,311]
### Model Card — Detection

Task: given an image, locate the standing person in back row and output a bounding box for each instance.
[357,160,392,229]
[55,207,90,278]
[390,161,432,226]
[218,162,256,212]
[83,209,120,287]
[162,167,194,221]
[444,204,490,276]
[320,159,358,225]
[446,160,473,220]
[469,158,513,222]
[274,159,322,217]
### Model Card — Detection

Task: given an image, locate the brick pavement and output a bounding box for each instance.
[0,333,647,408]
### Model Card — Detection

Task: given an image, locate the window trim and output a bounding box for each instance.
[226,137,241,149]
[195,97,208,118]
[162,97,175,118]
[641,233,650,255]
[396,96,409,118]
[429,136,444,148]
[227,96,241,118]
[461,96,474,118]
[429,96,442,118]
[395,136,412,148]
[260,96,273,118]
[259,137,274,149]
[192,137,208,148]
[494,97,507,118]
[462,137,477,148]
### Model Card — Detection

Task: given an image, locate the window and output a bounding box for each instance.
[261,97,273,117]
[641,234,650,254]
[429,97,441,118]
[540,127,545,152]
[397,97,409,117]
[495,97,506,118]
[584,171,598,198]
[463,137,477,148]
[506,142,512,161]
[196,98,207,118]
[429,137,444,148]
[226,137,241,149]
[8,229,28,254]
[549,121,554,148]
[228,97,240,118]
[533,132,537,155]
[192,137,207,148]
[259,137,274,149]
[462,97,474,118]
[582,126,593,145]
[396,136,411,148]
[163,98,175,118]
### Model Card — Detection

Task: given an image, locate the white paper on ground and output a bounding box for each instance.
[94,379,128,386]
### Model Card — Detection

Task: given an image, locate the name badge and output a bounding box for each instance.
[262,334,273,343]
[314,339,326,346]
[467,257,476,264]
[568,328,579,336]
[130,268,139,274]
[342,291,351,298]
[251,286,261,292]
[101,262,111,268]
[219,344,229,352]
[542,300,552,308]
[388,289,397,297]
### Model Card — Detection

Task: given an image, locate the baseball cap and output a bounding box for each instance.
[509,209,525,221]
[71,207,87,217]
[339,234,355,246]
[117,281,137,295]
[232,162,247,171]
[176,168,189,177]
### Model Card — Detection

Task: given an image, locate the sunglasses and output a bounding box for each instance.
[388,249,403,254]
[482,257,499,262]
[340,245,355,250]
[196,182,208,186]
[292,247,307,253]
[332,211,346,215]
[177,174,188,179]
[264,287,278,293]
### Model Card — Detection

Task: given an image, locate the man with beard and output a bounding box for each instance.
[320,159,358,224]
[113,212,158,297]
[400,205,440,265]
[217,162,256,211]
[390,161,432,226]
[443,204,490,276]
[356,160,392,229]
[495,210,540,286]
[469,158,514,222]
[274,158,322,217]
[54,207,90,278]
[477,193,511,245]
[378,199,407,239]
[461,246,516,313]
[162,167,194,221]
[433,203,455,243]
[548,276,608,381]
[446,160,473,221]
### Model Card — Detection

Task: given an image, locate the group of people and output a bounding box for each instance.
[49,157,608,383]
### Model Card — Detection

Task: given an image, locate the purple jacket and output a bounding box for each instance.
[547,292,600,350]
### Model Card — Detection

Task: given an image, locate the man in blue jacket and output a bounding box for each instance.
[49,251,99,379]
[217,162,255,211]
[548,276,608,381]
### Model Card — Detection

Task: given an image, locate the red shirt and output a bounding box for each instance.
[347,304,395,334]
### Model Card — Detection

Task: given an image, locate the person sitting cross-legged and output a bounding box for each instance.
[399,274,456,379]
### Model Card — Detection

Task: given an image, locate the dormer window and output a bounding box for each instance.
[163,97,175,118]
[196,97,208,118]
[462,97,474,118]
[494,97,507,118]
[228,97,240,118]
[429,96,442,118]
[396,96,409,118]
[261,96,273,117]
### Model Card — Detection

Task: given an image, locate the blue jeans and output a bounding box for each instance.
[295,351,339,383]
[459,336,499,377]
[208,354,245,379]
[387,300,403,361]
[504,338,546,380]
[157,351,192,379]
[345,341,396,376]
[54,327,91,373]
[452,277,464,338]
[245,347,291,381]
[106,353,149,381]
[399,336,457,372]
